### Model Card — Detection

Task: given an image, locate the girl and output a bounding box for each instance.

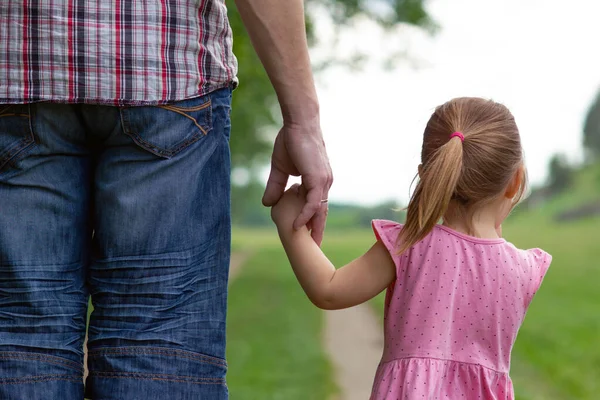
[271,97,551,399]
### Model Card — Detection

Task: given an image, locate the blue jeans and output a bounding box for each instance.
[0,88,232,399]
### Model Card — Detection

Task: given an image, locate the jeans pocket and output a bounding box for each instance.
[0,104,36,173]
[120,95,213,159]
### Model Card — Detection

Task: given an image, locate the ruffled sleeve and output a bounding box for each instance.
[372,219,402,254]
[526,248,552,304]
[372,219,406,272]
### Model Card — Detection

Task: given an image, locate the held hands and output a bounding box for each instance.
[262,119,333,246]
[271,184,311,232]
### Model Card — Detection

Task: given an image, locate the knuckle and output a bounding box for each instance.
[308,203,320,214]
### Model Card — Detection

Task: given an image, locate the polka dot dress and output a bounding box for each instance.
[370,220,551,400]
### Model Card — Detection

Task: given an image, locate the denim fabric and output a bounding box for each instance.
[0,88,232,399]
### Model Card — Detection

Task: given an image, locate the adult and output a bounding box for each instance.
[0,0,331,398]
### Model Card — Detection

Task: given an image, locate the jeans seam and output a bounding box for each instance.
[0,374,81,385]
[89,372,225,384]
[156,100,211,113]
[0,351,83,372]
[0,137,35,170]
[156,105,209,136]
[87,347,227,367]
[0,113,30,118]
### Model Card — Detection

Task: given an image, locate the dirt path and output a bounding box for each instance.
[228,252,251,281]
[324,304,384,400]
[83,252,251,383]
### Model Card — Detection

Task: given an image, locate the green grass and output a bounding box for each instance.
[226,247,336,400]
[231,226,280,252]
[506,216,600,400]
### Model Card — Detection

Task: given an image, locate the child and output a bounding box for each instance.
[271,97,551,399]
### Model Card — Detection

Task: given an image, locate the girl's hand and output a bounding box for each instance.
[271,184,308,229]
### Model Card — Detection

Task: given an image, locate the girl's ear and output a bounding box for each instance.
[505,164,524,199]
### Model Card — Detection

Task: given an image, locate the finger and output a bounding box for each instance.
[262,167,289,206]
[298,184,308,198]
[293,184,323,231]
[309,205,328,246]
[309,178,330,245]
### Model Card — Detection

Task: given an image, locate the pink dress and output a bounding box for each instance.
[370,220,551,400]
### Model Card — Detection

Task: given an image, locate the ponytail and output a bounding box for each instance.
[397,136,464,254]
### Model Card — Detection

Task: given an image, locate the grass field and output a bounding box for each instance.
[227,233,337,400]
[227,165,600,399]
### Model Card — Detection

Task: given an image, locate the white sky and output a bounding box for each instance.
[301,0,600,205]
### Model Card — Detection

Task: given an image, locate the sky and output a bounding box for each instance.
[295,0,600,206]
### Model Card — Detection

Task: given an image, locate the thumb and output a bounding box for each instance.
[262,167,289,206]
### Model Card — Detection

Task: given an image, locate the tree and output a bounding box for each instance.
[227,0,433,171]
[583,90,600,160]
[547,154,573,195]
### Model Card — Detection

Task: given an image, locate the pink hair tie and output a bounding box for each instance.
[450,132,464,142]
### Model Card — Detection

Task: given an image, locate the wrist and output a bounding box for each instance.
[276,222,307,241]
[273,217,293,235]
[278,91,320,125]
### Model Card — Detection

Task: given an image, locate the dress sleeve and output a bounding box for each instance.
[372,220,406,308]
[371,219,401,254]
[526,248,552,304]
[371,219,406,272]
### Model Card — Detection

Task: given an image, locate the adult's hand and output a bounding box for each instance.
[262,118,332,245]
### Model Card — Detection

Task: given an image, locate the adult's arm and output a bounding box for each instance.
[234,0,333,245]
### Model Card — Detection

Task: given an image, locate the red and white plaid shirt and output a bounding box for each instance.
[0,1,237,105]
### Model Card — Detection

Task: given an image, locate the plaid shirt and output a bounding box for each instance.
[0,1,237,105]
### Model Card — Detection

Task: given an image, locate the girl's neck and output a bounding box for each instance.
[441,220,500,240]
[443,202,502,240]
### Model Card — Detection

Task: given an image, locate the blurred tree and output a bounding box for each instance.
[231,182,272,226]
[227,0,433,171]
[547,154,573,195]
[583,90,600,160]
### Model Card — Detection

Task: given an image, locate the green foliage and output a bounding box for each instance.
[231,181,272,226]
[227,2,278,170]
[547,154,573,195]
[231,183,404,229]
[308,0,432,29]
[328,201,404,229]
[583,90,600,160]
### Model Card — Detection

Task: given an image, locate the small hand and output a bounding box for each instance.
[271,184,307,229]
[263,118,333,245]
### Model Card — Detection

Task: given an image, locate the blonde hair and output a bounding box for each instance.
[397,97,527,254]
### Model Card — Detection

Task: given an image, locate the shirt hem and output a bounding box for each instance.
[0,80,237,107]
